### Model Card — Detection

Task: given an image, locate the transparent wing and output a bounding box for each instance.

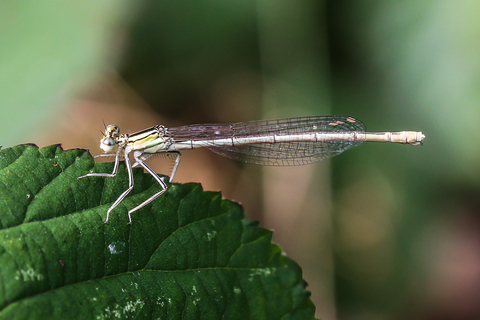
[168,116,366,166]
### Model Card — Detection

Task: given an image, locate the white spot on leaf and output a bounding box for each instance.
[107,241,125,254]
[15,265,44,281]
[206,231,217,241]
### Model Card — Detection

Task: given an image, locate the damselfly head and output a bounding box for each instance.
[100,124,120,153]
[105,124,120,137]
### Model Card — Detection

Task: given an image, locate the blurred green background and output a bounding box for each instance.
[2,1,480,319]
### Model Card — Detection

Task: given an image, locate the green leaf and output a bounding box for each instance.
[0,144,316,319]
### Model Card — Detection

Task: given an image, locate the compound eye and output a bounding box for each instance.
[105,124,120,136]
[100,137,116,153]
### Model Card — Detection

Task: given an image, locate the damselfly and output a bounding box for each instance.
[78,116,425,223]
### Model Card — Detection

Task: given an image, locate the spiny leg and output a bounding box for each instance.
[80,149,181,223]
[131,151,180,182]
[77,148,123,180]
[131,154,152,168]
[126,151,168,222]
[168,151,181,182]
[93,153,124,160]
[104,149,135,223]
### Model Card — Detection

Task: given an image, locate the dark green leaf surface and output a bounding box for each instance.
[0,144,315,319]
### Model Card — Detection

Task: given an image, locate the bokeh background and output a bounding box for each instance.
[2,1,480,319]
